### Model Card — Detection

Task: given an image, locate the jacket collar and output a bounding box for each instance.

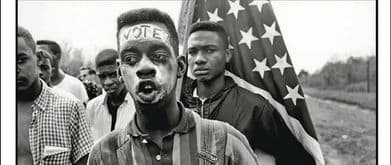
[125,102,196,137]
[191,76,237,101]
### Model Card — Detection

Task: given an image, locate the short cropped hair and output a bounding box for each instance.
[36,40,62,61]
[17,26,36,53]
[116,8,179,56]
[37,49,54,65]
[95,49,118,68]
[189,21,228,48]
[80,66,96,75]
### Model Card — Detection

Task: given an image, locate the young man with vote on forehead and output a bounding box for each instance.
[86,49,136,143]
[88,8,259,165]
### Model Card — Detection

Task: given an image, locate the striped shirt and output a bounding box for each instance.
[29,81,93,164]
[88,103,259,165]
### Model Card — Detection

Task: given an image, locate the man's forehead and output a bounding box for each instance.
[17,37,31,51]
[118,22,170,46]
[37,45,56,56]
[38,58,51,65]
[96,65,117,74]
[188,31,223,47]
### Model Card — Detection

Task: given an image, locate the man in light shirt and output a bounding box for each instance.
[36,48,79,101]
[37,40,89,103]
[86,49,136,142]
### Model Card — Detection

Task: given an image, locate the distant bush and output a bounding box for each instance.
[59,42,85,77]
[299,56,376,93]
[304,87,376,110]
[345,82,368,92]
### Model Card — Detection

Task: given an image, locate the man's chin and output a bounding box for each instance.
[195,76,211,82]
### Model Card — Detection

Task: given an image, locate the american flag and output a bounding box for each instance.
[177,0,324,164]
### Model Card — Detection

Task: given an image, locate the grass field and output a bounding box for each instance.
[304,88,376,165]
[303,87,376,110]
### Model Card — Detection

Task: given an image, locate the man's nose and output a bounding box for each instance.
[136,58,156,79]
[39,72,44,79]
[38,68,43,78]
[194,52,207,65]
[102,77,114,85]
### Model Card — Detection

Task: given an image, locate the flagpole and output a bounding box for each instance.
[176,0,197,100]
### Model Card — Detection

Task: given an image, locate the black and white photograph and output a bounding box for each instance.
[1,0,390,164]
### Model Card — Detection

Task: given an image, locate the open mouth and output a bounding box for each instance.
[138,80,158,95]
[136,80,161,103]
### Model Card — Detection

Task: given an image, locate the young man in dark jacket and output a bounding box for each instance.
[181,21,316,165]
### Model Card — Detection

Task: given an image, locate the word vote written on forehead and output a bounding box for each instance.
[119,24,169,45]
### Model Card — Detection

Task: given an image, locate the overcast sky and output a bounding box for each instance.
[18,0,376,73]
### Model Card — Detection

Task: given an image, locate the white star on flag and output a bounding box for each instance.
[227,0,244,19]
[252,58,270,78]
[272,53,292,75]
[283,85,304,106]
[207,8,223,22]
[261,21,281,45]
[239,27,258,50]
[249,0,269,14]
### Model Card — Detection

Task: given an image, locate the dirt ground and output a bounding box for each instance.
[306,96,376,165]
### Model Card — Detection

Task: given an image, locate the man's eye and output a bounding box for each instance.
[41,66,50,71]
[188,50,196,56]
[206,49,215,53]
[109,72,117,78]
[151,53,167,61]
[17,58,27,64]
[98,74,106,79]
[123,54,139,64]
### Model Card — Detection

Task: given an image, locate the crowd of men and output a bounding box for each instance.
[17,8,315,165]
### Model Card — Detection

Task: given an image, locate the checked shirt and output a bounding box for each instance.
[29,81,93,164]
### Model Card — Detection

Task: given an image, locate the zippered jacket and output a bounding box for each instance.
[180,76,316,165]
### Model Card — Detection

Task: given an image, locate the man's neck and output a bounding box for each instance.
[17,79,42,102]
[197,75,225,99]
[107,86,127,106]
[51,69,65,86]
[136,96,181,134]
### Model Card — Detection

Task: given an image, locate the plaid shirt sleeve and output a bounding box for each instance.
[70,101,93,163]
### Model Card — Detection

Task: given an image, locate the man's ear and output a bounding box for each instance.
[225,49,232,63]
[176,55,186,78]
[116,60,123,82]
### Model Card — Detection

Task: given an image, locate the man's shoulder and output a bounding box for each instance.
[64,73,85,86]
[90,129,125,154]
[45,87,83,111]
[47,87,81,105]
[199,116,244,139]
[231,85,269,103]
[52,87,80,102]
[87,94,105,108]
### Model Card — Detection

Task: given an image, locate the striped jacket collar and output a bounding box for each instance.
[125,102,196,138]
